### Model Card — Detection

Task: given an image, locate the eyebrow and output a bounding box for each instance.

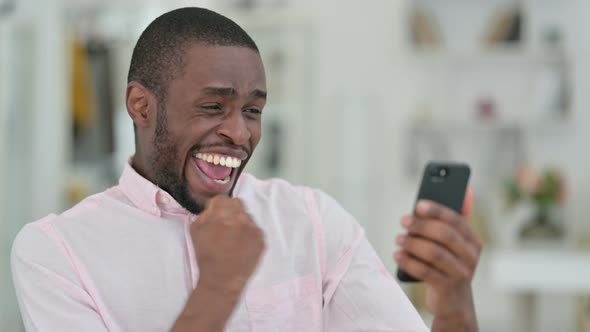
[251,89,267,100]
[202,87,267,100]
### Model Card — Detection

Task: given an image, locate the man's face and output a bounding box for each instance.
[147,44,266,214]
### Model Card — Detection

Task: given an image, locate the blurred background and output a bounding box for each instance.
[1,0,590,331]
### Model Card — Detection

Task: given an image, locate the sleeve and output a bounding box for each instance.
[313,190,429,332]
[11,219,108,332]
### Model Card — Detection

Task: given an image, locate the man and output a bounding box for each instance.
[11,7,481,332]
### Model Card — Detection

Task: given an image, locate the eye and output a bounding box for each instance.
[200,104,223,112]
[243,108,262,115]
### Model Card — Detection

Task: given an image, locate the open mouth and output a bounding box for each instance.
[192,152,243,186]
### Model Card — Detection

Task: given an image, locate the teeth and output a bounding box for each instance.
[213,176,230,184]
[194,153,242,169]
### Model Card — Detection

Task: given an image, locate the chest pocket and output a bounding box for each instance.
[245,274,322,332]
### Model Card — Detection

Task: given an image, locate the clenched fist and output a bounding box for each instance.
[191,196,266,295]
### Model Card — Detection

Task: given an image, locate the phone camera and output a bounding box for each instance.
[430,166,450,181]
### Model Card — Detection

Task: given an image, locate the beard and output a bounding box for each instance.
[149,107,205,215]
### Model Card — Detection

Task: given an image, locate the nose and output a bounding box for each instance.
[216,110,251,145]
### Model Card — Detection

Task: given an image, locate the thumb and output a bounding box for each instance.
[462,186,474,220]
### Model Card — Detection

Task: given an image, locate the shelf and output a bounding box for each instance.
[407,46,568,66]
[410,118,572,135]
[412,120,519,133]
[221,8,310,28]
[491,248,590,292]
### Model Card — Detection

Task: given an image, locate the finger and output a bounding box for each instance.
[393,251,446,285]
[398,234,474,280]
[401,214,483,262]
[210,196,246,214]
[416,200,461,222]
[414,201,479,245]
[401,217,479,268]
[206,195,230,209]
[462,187,474,219]
[230,197,245,209]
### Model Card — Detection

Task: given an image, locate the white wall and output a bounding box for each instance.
[0,16,10,330]
[0,0,68,329]
[286,0,415,269]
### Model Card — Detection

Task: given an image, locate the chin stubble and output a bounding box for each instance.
[151,107,205,214]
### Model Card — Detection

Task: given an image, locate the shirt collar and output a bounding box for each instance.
[118,159,191,218]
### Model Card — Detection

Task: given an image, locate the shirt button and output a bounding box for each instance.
[159,194,170,205]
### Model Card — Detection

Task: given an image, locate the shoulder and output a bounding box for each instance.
[236,172,311,205]
[12,188,121,260]
[236,173,356,228]
[236,173,330,233]
[60,189,119,220]
[11,214,64,270]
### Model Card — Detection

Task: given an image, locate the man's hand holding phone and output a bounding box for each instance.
[394,188,482,331]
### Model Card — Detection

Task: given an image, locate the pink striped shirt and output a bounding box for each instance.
[11,162,428,331]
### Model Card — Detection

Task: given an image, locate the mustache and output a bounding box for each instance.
[190,143,250,156]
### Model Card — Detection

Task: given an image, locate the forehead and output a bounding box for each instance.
[176,43,266,92]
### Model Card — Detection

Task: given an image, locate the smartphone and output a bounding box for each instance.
[396,161,471,282]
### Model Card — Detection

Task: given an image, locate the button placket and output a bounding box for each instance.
[184,218,199,289]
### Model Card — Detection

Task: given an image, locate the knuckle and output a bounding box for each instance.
[235,213,248,223]
[408,219,425,234]
[457,267,471,283]
[452,215,464,225]
[443,228,458,243]
[466,250,478,266]
[429,248,445,262]
[429,204,442,218]
[395,251,407,264]
[475,244,483,257]
[396,253,406,266]
[402,237,415,252]
[221,219,233,228]
[475,237,484,253]
[415,264,431,279]
[231,197,245,208]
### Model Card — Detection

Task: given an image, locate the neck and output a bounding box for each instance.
[131,153,155,185]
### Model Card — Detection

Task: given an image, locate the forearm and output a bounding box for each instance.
[170,281,241,332]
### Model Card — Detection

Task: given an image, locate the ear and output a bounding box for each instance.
[126,81,156,130]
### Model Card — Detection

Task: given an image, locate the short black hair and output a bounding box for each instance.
[128,7,259,102]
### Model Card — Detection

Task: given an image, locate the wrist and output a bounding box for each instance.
[196,275,246,299]
[172,280,242,332]
[432,286,478,332]
[432,308,478,332]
